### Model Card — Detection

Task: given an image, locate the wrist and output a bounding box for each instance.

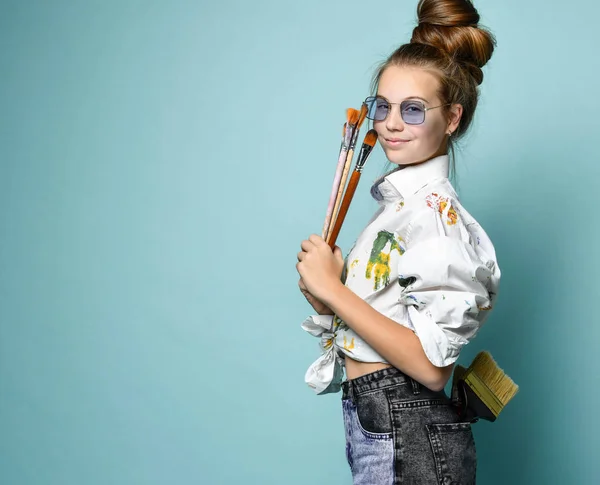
[320,281,348,312]
[317,309,334,315]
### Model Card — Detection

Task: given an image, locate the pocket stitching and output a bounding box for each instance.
[353,401,393,441]
[426,422,476,485]
[426,425,446,485]
[390,398,447,409]
[429,421,473,432]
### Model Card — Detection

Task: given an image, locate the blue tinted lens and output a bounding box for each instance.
[364,97,380,120]
[401,101,425,124]
[364,96,389,121]
[374,97,389,121]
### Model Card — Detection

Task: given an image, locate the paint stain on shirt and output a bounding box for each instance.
[343,335,355,351]
[426,192,459,226]
[366,230,405,291]
[333,314,348,332]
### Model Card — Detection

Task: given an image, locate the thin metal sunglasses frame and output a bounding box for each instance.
[363,95,451,125]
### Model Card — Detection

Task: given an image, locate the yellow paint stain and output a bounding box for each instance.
[343,335,355,351]
[440,200,458,225]
[426,193,459,225]
[366,231,405,291]
[333,315,349,332]
[366,252,391,290]
[396,236,405,249]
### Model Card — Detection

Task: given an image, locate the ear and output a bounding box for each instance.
[447,104,463,134]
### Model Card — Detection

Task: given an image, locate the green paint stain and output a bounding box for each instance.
[366,230,405,290]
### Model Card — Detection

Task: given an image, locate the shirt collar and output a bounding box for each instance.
[370,154,449,202]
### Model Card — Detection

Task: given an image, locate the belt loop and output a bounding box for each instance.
[410,378,421,395]
[348,381,356,403]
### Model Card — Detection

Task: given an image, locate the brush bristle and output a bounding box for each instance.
[346,108,357,124]
[470,351,519,406]
[357,104,368,128]
[364,129,378,147]
[349,109,359,127]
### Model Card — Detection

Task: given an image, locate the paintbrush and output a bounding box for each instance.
[322,108,360,240]
[451,351,519,422]
[327,129,378,249]
[340,124,346,151]
[326,104,368,240]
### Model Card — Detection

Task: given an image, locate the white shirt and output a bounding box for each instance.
[301,154,501,394]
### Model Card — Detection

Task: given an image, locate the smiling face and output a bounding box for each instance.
[374,65,462,166]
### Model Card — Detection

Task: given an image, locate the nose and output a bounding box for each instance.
[385,104,405,132]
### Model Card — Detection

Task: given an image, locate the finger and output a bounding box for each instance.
[300,239,315,251]
[308,234,326,246]
[297,251,305,262]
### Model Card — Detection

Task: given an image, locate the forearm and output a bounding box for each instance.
[323,283,453,391]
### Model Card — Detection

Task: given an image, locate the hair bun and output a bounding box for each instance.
[411,0,496,84]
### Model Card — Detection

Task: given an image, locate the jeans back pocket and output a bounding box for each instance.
[426,421,477,485]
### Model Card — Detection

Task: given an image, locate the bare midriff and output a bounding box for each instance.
[344,354,394,380]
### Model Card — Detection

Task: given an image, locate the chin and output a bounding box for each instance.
[383,145,443,166]
[383,149,419,166]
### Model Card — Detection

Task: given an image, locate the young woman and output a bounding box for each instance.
[296,0,499,483]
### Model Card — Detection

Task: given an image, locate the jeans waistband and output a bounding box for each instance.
[342,366,422,400]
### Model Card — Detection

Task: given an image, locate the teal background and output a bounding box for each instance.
[1,0,598,483]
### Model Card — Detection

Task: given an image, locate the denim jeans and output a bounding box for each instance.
[341,367,477,485]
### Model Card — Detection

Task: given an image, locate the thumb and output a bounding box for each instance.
[333,246,343,261]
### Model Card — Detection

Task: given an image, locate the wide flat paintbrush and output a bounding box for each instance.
[321,109,359,240]
[451,351,519,422]
[327,129,378,249]
[326,104,368,240]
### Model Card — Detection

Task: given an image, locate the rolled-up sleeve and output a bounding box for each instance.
[395,195,500,367]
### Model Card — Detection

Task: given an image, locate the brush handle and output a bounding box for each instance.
[327,170,361,248]
[327,147,355,238]
[322,146,350,239]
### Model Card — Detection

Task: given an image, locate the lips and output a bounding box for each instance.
[384,138,411,147]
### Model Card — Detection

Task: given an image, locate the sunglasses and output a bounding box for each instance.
[364,95,450,125]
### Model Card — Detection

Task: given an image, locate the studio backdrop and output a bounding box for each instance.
[1,1,598,484]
